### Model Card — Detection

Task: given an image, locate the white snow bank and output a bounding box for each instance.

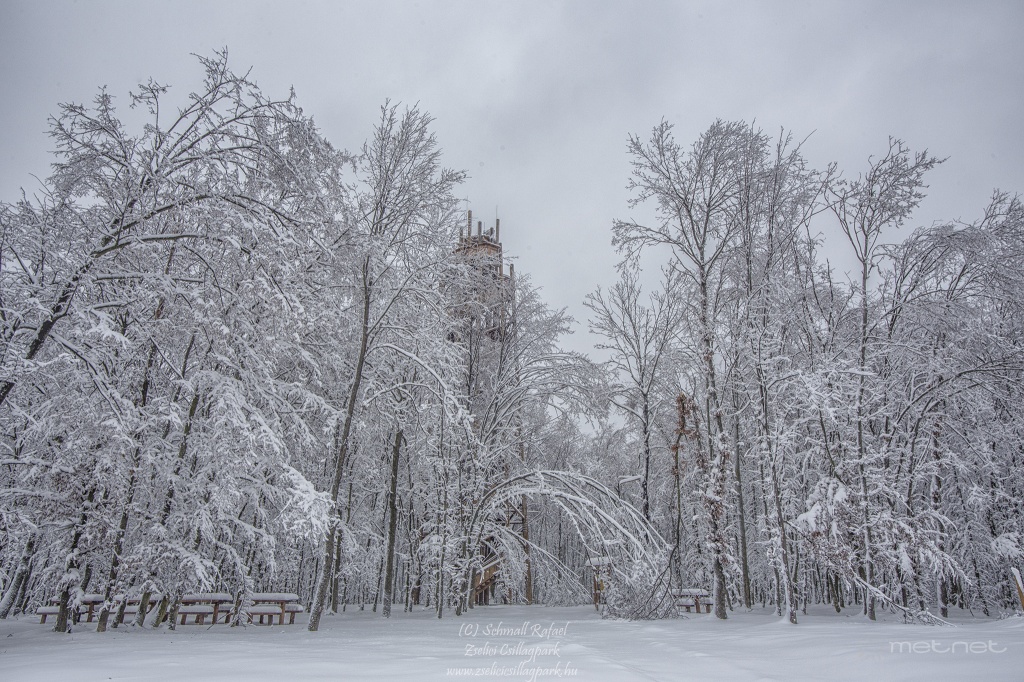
[0,604,1020,681]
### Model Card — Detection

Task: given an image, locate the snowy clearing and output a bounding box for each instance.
[1,605,1021,681]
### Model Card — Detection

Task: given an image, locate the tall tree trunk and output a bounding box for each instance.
[152,595,170,629]
[436,480,449,619]
[331,536,342,614]
[770,460,798,624]
[731,395,752,609]
[97,465,135,633]
[167,597,180,631]
[97,253,177,633]
[521,495,534,604]
[641,400,652,521]
[309,257,372,631]
[930,422,949,618]
[134,591,151,627]
[669,394,695,589]
[0,535,35,618]
[857,234,876,622]
[699,274,730,620]
[55,486,96,633]
[382,430,404,618]
[159,389,202,526]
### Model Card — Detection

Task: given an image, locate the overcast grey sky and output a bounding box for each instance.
[3,1,1023,354]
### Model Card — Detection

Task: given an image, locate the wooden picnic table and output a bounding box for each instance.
[37,591,306,626]
[247,592,304,625]
[672,588,712,614]
[38,593,105,623]
[179,592,234,625]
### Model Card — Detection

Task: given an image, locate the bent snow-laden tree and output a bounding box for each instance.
[465,470,668,619]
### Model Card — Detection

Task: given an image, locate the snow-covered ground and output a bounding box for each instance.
[1,605,1021,681]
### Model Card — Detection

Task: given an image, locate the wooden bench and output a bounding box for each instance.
[247,593,303,625]
[283,602,305,624]
[39,594,105,623]
[672,588,712,614]
[36,605,60,623]
[177,603,216,624]
[179,593,234,624]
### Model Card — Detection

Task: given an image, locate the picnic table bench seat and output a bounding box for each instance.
[247,604,286,624]
[176,604,216,624]
[283,602,305,624]
[36,605,60,623]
